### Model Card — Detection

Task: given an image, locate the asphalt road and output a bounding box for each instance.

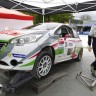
[0,48,96,96]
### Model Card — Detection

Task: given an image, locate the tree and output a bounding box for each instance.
[80,14,91,22]
[22,11,74,24]
[50,13,74,23]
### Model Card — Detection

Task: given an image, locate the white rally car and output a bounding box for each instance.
[0,22,83,78]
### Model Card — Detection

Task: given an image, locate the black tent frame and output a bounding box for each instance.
[0,0,96,22]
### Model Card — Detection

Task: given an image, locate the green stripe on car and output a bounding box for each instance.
[55,48,64,55]
[19,60,35,67]
[0,40,9,42]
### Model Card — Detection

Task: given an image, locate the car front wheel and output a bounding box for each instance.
[32,51,53,78]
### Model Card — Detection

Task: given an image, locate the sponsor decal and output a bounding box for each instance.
[56,39,64,54]
[68,43,73,46]
[65,42,67,47]
[7,53,12,57]
[0,30,21,36]
[12,53,26,58]
[69,40,76,42]
[55,48,64,55]
[65,42,73,47]
[67,48,73,55]
[69,40,81,43]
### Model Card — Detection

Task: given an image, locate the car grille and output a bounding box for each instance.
[0,42,7,50]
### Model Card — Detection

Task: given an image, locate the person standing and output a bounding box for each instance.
[88,25,96,59]
[88,25,96,76]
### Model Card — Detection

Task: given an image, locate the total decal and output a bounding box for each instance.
[12,53,26,58]
[65,41,74,48]
[64,41,75,55]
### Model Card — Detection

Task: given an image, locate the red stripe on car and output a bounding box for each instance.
[52,43,58,48]
[58,39,64,44]
[29,52,39,59]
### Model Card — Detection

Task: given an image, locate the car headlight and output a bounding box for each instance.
[10,34,42,45]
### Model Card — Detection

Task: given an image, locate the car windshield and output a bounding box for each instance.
[23,23,58,30]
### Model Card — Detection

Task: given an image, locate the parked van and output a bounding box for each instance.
[76,24,92,35]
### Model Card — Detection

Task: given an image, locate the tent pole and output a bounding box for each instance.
[43,15,45,23]
[42,9,45,23]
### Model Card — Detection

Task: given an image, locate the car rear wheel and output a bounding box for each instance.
[32,51,53,78]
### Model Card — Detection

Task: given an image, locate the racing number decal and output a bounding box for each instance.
[65,42,67,47]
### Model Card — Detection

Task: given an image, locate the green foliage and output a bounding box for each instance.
[50,13,74,23]
[22,11,74,24]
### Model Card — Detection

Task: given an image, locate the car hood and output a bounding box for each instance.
[0,29,48,42]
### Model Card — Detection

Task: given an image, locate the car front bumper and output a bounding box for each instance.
[0,42,40,71]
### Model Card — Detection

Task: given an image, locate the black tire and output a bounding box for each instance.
[31,50,53,79]
[75,48,83,61]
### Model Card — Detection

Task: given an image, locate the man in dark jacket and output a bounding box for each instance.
[88,25,96,76]
[88,25,96,59]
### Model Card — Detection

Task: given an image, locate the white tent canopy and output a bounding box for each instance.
[12,0,93,8]
[1,0,96,14]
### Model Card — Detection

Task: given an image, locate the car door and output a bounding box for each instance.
[64,25,81,60]
[57,25,76,61]
[54,26,65,62]
[54,25,74,62]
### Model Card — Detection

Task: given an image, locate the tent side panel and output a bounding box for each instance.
[0,18,33,30]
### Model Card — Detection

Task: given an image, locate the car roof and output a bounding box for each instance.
[41,22,63,25]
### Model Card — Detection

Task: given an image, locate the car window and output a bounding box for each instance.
[55,28,62,35]
[64,26,74,37]
[55,25,73,37]
[61,26,69,37]
[73,29,79,38]
[55,26,69,37]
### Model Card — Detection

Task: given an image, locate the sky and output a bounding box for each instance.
[73,11,96,20]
